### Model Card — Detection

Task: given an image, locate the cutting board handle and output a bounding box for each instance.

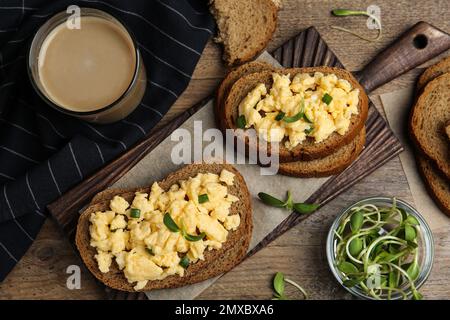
[356,21,450,93]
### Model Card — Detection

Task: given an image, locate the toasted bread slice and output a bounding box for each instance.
[410,73,450,180]
[216,61,276,132]
[445,120,450,142]
[416,156,450,216]
[209,0,278,66]
[417,55,450,91]
[75,163,253,292]
[278,127,365,177]
[222,67,369,162]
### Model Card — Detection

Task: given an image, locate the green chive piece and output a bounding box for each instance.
[275,111,285,121]
[179,256,190,268]
[332,9,366,16]
[304,126,314,135]
[146,248,154,256]
[283,111,304,123]
[236,115,246,129]
[130,208,141,218]
[184,232,206,242]
[163,213,180,232]
[198,194,209,204]
[322,93,333,105]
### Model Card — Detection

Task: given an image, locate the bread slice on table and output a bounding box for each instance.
[278,127,366,177]
[222,67,369,163]
[216,61,276,132]
[209,0,278,66]
[410,73,450,180]
[416,156,450,216]
[445,120,450,142]
[75,163,253,292]
[417,55,450,91]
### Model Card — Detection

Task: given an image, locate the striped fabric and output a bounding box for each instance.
[0,0,214,280]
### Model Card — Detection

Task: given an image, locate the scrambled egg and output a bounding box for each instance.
[238,72,360,149]
[89,169,240,291]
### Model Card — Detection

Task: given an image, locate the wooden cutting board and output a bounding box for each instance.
[47,24,450,300]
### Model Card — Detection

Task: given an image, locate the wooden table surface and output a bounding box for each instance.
[1,0,449,300]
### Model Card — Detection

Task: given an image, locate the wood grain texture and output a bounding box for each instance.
[1,0,450,300]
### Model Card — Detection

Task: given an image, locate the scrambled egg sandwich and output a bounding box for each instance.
[76,163,252,292]
[222,66,368,162]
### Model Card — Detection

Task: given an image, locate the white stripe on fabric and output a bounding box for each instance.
[0,6,37,10]
[148,80,179,98]
[0,55,25,68]
[140,103,164,118]
[79,0,201,55]
[26,172,41,211]
[0,241,18,263]
[137,42,191,79]
[0,172,15,181]
[13,219,34,241]
[68,142,83,179]
[94,142,105,164]
[0,145,39,164]
[0,118,56,151]
[122,119,146,136]
[155,0,213,34]
[35,113,66,139]
[82,122,127,151]
[34,210,46,218]
[47,160,62,196]
[0,82,14,89]
[3,185,15,218]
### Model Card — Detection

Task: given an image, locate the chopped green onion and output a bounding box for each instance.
[163,213,180,232]
[183,232,206,242]
[198,194,209,204]
[283,111,304,123]
[130,208,141,218]
[304,126,314,135]
[275,112,285,121]
[236,115,246,129]
[322,93,333,105]
[179,256,190,268]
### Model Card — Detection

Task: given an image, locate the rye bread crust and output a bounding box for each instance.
[417,55,450,91]
[75,163,253,292]
[215,62,276,131]
[409,73,450,180]
[222,66,369,162]
[209,0,278,66]
[278,127,365,177]
[416,155,450,216]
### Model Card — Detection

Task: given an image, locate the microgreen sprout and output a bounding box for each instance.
[258,190,319,214]
[272,272,308,300]
[331,9,382,42]
[333,199,423,300]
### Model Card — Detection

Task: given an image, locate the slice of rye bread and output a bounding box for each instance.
[209,0,278,66]
[410,73,450,180]
[416,156,450,216]
[75,163,253,292]
[278,127,366,177]
[215,61,276,131]
[446,120,450,142]
[417,55,450,91]
[222,67,369,162]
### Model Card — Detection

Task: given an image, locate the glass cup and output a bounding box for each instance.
[28,7,146,124]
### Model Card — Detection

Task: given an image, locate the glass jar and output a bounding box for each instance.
[326,196,434,300]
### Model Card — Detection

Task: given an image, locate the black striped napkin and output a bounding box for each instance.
[0,0,214,280]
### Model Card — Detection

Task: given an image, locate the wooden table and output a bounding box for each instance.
[1,0,449,300]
